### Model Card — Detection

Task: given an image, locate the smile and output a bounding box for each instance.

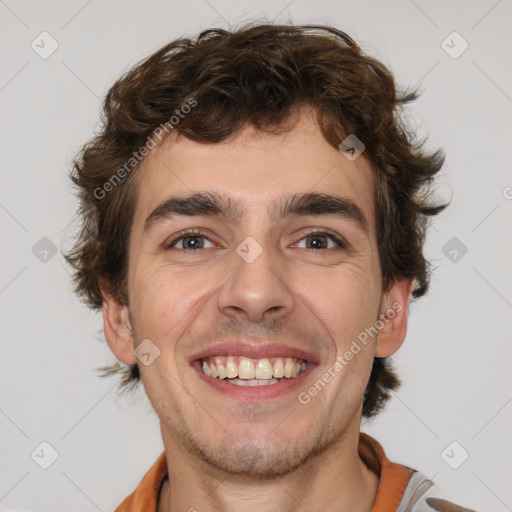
[201,356,308,386]
[189,341,318,401]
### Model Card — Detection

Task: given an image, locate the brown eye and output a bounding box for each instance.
[296,231,348,250]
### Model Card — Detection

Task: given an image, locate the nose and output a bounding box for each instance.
[217,237,297,324]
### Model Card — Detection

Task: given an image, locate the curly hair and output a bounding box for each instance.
[64,21,449,418]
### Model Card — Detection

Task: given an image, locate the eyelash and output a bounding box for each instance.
[164,228,348,251]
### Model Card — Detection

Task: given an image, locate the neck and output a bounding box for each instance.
[157,423,379,512]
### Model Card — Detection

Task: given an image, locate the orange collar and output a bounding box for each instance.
[115,433,413,512]
[359,433,413,511]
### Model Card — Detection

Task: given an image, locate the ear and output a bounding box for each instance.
[375,277,415,358]
[99,278,137,365]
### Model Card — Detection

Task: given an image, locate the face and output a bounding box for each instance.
[102,108,413,477]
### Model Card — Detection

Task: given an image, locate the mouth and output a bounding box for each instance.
[200,355,308,385]
[189,341,319,402]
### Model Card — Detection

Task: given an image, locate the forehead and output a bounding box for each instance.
[131,110,376,235]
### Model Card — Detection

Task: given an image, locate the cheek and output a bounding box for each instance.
[130,265,216,343]
[309,263,380,344]
[129,248,380,360]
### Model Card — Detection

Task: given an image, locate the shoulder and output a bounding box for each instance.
[396,470,479,512]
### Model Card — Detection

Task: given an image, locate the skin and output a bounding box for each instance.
[101,107,415,511]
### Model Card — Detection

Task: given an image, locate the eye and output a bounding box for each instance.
[164,228,348,252]
[295,230,348,250]
[165,229,215,251]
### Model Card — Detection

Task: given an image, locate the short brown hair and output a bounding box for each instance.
[64,21,449,418]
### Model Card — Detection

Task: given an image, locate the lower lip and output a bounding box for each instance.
[192,361,316,402]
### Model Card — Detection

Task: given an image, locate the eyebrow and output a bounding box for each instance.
[143,191,370,237]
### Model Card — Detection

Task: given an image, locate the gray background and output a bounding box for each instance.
[1,0,511,510]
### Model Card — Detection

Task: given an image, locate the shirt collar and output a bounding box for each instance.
[115,433,412,512]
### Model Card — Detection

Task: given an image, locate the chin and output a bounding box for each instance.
[188,429,333,479]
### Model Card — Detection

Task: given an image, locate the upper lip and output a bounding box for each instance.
[189,341,320,365]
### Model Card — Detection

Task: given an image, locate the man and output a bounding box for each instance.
[65,22,476,511]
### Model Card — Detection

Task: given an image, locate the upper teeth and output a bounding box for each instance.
[201,356,307,380]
